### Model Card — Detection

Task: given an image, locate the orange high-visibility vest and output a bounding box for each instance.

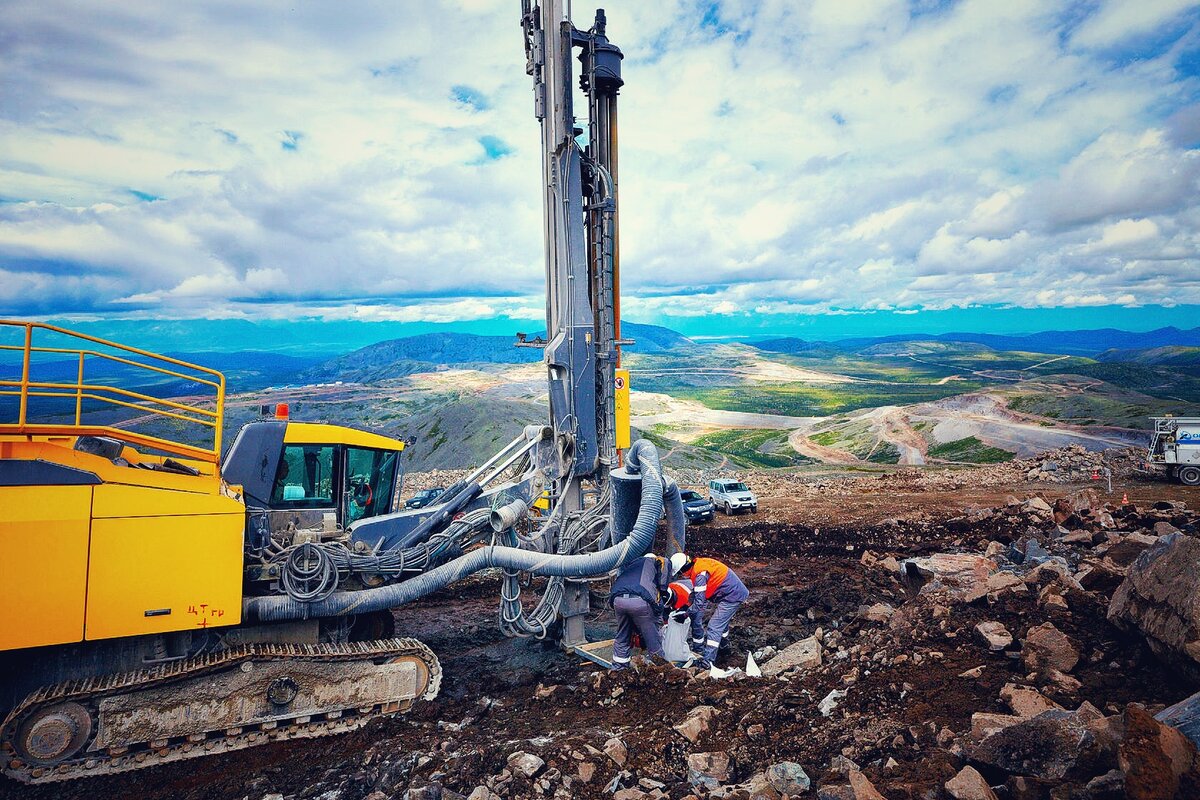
[667,580,692,609]
[684,558,728,598]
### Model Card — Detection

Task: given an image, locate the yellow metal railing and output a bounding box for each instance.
[0,320,226,463]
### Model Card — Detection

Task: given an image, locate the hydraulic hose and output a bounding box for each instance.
[244,439,665,623]
[662,475,687,557]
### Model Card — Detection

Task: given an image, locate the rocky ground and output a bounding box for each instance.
[7,449,1200,800]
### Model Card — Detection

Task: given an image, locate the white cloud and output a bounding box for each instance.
[0,0,1197,322]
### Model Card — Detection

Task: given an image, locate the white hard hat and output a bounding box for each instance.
[669,552,688,576]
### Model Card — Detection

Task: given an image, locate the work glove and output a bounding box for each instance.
[670,609,689,623]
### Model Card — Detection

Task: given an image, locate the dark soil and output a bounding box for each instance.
[5,476,1200,800]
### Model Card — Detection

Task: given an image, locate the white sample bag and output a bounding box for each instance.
[661,616,693,662]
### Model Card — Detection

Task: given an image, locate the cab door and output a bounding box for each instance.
[267,443,342,535]
[344,446,401,524]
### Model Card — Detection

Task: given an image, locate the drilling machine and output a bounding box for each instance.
[0,1,685,783]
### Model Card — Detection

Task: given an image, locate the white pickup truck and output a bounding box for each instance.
[1148,417,1200,486]
[708,479,758,515]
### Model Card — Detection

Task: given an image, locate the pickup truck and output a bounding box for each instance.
[708,479,758,515]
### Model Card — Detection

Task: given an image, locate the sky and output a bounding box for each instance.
[1,0,1199,336]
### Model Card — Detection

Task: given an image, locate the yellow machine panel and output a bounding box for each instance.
[285,422,405,451]
[0,485,93,650]
[615,368,631,450]
[91,482,243,518]
[85,485,245,640]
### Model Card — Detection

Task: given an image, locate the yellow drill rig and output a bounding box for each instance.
[0,323,439,781]
[0,0,685,784]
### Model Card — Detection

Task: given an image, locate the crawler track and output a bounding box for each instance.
[0,638,439,784]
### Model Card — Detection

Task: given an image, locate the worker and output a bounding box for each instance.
[669,553,749,669]
[664,578,693,618]
[609,553,669,670]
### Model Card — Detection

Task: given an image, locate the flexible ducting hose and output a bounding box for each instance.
[662,475,687,556]
[243,439,665,623]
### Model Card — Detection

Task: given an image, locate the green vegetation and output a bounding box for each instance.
[1055,363,1200,403]
[678,382,982,417]
[1006,385,1200,430]
[690,428,811,469]
[927,436,1015,464]
[866,442,901,463]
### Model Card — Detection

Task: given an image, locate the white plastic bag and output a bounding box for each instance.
[661,616,693,663]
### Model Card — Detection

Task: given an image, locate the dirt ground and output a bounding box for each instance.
[5,465,1200,800]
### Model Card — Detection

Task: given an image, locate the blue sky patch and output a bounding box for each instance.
[281,130,303,151]
[986,84,1018,104]
[452,84,490,111]
[128,189,162,202]
[478,135,512,160]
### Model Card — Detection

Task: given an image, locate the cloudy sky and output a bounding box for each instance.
[2,0,1198,333]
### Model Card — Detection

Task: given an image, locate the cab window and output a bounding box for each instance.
[270,445,336,508]
[346,447,399,523]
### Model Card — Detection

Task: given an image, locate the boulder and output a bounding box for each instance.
[674,705,719,743]
[766,761,811,795]
[971,712,1022,740]
[830,755,861,774]
[1105,533,1161,569]
[902,554,995,601]
[613,790,648,800]
[1000,684,1062,719]
[969,703,1117,781]
[1109,533,1200,677]
[686,751,730,789]
[1119,704,1200,800]
[862,603,895,623]
[1023,496,1053,516]
[762,636,822,676]
[603,737,628,766]
[819,688,847,717]
[945,765,998,800]
[506,751,545,778]
[847,770,888,799]
[1023,622,1079,673]
[975,621,1013,651]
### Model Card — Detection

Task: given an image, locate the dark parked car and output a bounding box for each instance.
[405,487,445,509]
[680,489,715,524]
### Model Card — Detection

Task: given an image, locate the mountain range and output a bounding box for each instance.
[751,326,1200,358]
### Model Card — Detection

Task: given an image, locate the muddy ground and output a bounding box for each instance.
[5,465,1200,800]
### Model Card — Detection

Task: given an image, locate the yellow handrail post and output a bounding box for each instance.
[1,319,227,464]
[75,351,85,425]
[214,376,226,458]
[17,324,31,426]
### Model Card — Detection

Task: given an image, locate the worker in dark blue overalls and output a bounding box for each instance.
[609,553,670,670]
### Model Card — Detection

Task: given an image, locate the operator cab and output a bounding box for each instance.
[222,407,407,538]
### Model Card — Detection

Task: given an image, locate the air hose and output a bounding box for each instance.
[243,439,667,623]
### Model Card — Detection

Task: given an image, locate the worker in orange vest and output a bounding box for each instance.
[669,553,749,668]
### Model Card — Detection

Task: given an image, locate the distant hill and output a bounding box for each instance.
[753,326,1200,357]
[1096,345,1200,367]
[621,323,695,353]
[299,322,694,384]
[396,396,546,471]
[857,340,994,357]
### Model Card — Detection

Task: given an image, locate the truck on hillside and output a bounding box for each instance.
[1148,416,1200,485]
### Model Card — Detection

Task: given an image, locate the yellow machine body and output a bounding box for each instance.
[614,368,631,451]
[0,435,245,650]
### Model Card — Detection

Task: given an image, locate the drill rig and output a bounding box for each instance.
[0,1,685,783]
